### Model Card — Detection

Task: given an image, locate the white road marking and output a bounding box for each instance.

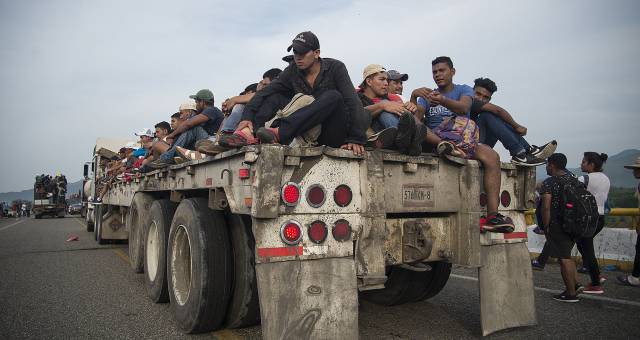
[451,274,640,308]
[0,219,25,232]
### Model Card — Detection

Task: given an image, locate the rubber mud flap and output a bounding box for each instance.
[478,242,537,336]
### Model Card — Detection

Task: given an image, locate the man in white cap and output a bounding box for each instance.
[618,156,640,287]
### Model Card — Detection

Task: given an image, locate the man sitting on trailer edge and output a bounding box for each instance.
[219,31,370,156]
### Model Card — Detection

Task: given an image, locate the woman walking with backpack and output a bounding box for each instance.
[577,152,610,294]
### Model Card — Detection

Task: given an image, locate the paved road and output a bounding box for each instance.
[1,216,639,339]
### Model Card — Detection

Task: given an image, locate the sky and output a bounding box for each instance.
[1,0,639,192]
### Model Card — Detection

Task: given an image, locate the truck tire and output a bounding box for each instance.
[86,218,94,232]
[167,198,232,333]
[144,199,177,303]
[360,266,422,306]
[95,206,106,245]
[413,261,452,301]
[360,261,452,306]
[128,193,154,274]
[225,214,260,328]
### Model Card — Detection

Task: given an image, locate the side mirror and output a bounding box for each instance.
[83,164,89,178]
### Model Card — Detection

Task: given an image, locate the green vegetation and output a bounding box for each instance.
[606,187,638,228]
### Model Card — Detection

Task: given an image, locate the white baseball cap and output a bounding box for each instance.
[179,100,197,111]
[124,141,139,149]
[135,128,154,138]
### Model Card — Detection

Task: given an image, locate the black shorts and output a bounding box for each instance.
[545,223,575,259]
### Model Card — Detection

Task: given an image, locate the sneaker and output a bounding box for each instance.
[256,127,280,144]
[148,158,173,169]
[367,127,397,149]
[583,284,604,294]
[483,213,515,233]
[531,259,545,270]
[511,153,546,167]
[617,274,640,287]
[197,143,230,155]
[407,124,427,156]
[599,275,607,283]
[528,140,557,159]
[219,131,255,148]
[553,291,579,302]
[395,112,416,153]
[533,225,545,235]
[436,141,464,158]
[575,283,584,294]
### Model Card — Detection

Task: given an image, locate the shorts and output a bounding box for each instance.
[545,223,575,259]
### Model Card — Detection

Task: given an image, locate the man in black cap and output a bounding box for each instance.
[387,70,408,99]
[541,153,581,302]
[222,31,370,155]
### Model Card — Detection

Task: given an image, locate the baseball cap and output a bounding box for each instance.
[189,89,214,102]
[362,64,387,80]
[179,100,197,111]
[624,156,640,169]
[124,141,139,150]
[135,128,154,138]
[547,153,567,170]
[388,70,409,81]
[286,31,320,54]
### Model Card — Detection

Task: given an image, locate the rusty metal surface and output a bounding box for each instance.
[255,258,358,340]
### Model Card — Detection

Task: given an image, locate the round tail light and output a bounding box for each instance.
[479,193,487,207]
[306,184,326,208]
[307,221,328,244]
[280,221,302,245]
[500,190,511,207]
[281,182,301,206]
[333,185,352,207]
[332,219,351,242]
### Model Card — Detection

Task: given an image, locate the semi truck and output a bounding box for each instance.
[85,142,538,338]
[32,174,67,219]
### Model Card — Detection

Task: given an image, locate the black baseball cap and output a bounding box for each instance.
[388,70,408,81]
[286,31,320,54]
[547,153,567,170]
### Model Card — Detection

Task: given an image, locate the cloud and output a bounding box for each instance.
[0,0,639,191]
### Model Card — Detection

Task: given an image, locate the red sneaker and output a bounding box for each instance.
[583,284,604,294]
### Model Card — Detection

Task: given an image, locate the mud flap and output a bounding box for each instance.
[255,257,358,340]
[478,242,536,336]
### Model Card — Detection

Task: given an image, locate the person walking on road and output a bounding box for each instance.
[618,156,640,287]
[541,153,581,302]
[576,152,610,294]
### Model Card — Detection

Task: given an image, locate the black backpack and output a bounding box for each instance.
[558,176,599,238]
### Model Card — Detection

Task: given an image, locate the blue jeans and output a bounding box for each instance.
[372,111,400,132]
[477,112,530,156]
[221,104,245,133]
[160,126,209,161]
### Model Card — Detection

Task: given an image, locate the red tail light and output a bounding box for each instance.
[281,182,301,206]
[333,185,352,207]
[280,221,302,245]
[306,184,326,208]
[308,221,328,244]
[239,168,250,179]
[332,219,351,242]
[500,190,511,207]
[479,193,487,207]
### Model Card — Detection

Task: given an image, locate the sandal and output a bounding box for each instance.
[256,127,280,144]
[219,130,257,147]
[176,146,203,161]
[617,275,640,287]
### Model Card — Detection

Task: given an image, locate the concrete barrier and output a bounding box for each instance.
[527,226,638,271]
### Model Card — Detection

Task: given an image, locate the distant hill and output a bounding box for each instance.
[536,149,640,188]
[0,179,83,204]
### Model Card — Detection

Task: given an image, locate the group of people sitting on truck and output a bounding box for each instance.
[107,31,558,232]
[34,174,67,204]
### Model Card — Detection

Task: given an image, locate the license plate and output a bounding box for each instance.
[402,184,435,207]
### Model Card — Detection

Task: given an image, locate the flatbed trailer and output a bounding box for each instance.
[88,144,538,338]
